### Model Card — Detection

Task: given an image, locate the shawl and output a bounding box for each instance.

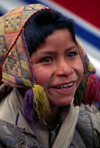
[0,4,100,123]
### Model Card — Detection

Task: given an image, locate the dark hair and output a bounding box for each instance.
[24,9,76,57]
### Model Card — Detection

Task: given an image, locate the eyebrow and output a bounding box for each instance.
[37,45,77,55]
[65,45,77,52]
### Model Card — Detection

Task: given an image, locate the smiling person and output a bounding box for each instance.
[0,4,100,148]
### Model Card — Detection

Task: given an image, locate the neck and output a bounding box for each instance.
[44,106,60,130]
[18,88,28,97]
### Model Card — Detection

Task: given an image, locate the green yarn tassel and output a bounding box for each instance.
[32,84,51,119]
[74,75,88,106]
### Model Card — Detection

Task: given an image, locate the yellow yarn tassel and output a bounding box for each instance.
[32,84,51,119]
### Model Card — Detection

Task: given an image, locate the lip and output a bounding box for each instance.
[51,81,74,88]
[49,81,75,93]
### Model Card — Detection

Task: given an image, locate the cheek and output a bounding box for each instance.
[71,57,84,84]
[33,66,50,86]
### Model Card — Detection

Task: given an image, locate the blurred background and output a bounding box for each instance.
[0,0,100,110]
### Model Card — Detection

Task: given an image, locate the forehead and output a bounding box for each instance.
[36,29,75,52]
[45,29,73,43]
[30,29,78,60]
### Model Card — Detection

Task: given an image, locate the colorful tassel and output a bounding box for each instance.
[74,74,100,106]
[24,84,51,125]
[24,89,39,125]
[32,84,51,119]
[83,74,100,105]
[74,75,87,105]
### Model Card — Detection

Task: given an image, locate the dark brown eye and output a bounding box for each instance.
[67,52,77,57]
[42,57,52,62]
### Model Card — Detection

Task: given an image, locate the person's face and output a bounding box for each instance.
[31,29,84,107]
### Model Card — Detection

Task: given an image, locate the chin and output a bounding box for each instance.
[56,97,74,106]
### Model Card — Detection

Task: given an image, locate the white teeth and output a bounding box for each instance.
[56,82,73,89]
[67,82,73,87]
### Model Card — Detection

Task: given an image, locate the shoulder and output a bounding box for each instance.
[0,83,12,100]
[79,104,100,128]
[77,104,100,147]
[0,84,23,124]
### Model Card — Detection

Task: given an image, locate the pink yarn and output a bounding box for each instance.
[84,74,100,105]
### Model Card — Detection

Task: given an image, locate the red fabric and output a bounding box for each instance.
[53,0,100,28]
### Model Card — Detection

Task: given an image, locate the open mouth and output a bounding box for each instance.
[54,82,73,89]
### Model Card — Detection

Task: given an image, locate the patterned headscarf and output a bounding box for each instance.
[0,4,99,124]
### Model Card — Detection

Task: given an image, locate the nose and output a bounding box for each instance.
[55,58,74,77]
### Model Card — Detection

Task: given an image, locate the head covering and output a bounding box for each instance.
[0,4,100,124]
[0,4,50,87]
